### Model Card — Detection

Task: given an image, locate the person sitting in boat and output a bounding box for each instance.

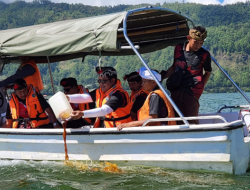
[160,26,212,124]
[0,56,44,91]
[3,79,60,129]
[68,67,132,128]
[60,77,95,128]
[117,67,176,131]
[123,72,148,121]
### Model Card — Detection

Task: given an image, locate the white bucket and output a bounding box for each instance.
[49,91,73,122]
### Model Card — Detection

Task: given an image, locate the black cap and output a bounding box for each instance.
[95,67,117,79]
[60,77,78,87]
[13,79,27,90]
[123,71,142,83]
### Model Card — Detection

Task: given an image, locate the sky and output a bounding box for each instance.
[0,0,247,6]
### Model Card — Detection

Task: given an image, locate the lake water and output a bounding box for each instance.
[1,92,250,190]
[199,92,250,113]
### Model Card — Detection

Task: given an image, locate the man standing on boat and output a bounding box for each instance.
[161,26,212,124]
[60,77,95,128]
[123,72,148,121]
[3,79,60,128]
[0,56,44,91]
[69,67,132,128]
[117,67,176,130]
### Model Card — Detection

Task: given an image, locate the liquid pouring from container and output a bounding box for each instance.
[49,92,73,161]
[61,117,72,161]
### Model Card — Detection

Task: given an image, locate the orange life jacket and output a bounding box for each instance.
[129,88,148,109]
[138,89,176,126]
[9,85,50,128]
[129,88,148,121]
[21,60,44,91]
[94,80,131,128]
[70,85,92,124]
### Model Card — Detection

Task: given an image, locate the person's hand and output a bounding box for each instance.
[117,123,129,131]
[54,124,62,128]
[160,70,168,80]
[71,111,84,120]
[66,95,70,101]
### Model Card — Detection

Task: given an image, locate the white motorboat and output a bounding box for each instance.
[0,7,249,174]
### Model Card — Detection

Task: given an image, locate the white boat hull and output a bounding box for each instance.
[0,120,249,174]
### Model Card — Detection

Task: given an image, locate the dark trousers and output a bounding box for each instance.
[171,90,200,124]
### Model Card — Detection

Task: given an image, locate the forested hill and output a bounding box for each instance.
[0,1,250,94]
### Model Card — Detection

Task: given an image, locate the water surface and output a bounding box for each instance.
[199,92,250,113]
[0,160,250,190]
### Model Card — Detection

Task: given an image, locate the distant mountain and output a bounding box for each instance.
[0,1,250,94]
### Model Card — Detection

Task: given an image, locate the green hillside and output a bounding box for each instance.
[0,1,250,94]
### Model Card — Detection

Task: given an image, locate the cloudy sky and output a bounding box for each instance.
[0,0,246,6]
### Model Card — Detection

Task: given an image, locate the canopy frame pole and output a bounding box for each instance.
[204,47,250,104]
[122,7,190,126]
[46,56,56,94]
[98,50,102,68]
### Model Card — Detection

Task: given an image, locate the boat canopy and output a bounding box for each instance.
[0,7,192,63]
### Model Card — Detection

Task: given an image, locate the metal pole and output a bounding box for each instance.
[204,47,250,104]
[122,8,189,125]
[46,56,56,94]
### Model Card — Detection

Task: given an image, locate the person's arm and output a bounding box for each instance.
[203,52,212,86]
[130,95,147,120]
[117,115,158,131]
[67,94,93,103]
[71,91,124,120]
[160,66,175,80]
[160,45,178,80]
[130,112,137,121]
[117,93,164,130]
[3,119,13,128]
[44,107,61,128]
[0,64,36,88]
[71,104,113,119]
[165,66,175,78]
[203,71,211,86]
[37,92,61,128]
[3,104,13,128]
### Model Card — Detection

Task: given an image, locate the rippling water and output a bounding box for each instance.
[1,92,250,190]
[1,160,250,190]
[199,92,250,113]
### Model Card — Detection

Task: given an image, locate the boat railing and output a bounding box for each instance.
[142,115,228,127]
[217,105,250,113]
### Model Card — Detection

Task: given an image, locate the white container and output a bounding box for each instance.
[49,91,73,122]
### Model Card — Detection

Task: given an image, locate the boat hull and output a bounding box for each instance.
[0,121,249,174]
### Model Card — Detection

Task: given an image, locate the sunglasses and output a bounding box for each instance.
[63,87,72,92]
[97,79,110,84]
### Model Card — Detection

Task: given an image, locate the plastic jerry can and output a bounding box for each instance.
[49,91,73,122]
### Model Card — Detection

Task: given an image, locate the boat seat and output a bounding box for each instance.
[198,112,239,124]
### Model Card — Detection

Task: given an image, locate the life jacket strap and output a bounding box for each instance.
[103,114,131,122]
[29,111,48,121]
[13,118,30,122]
[29,116,48,121]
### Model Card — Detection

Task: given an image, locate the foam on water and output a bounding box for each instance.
[0,159,25,166]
